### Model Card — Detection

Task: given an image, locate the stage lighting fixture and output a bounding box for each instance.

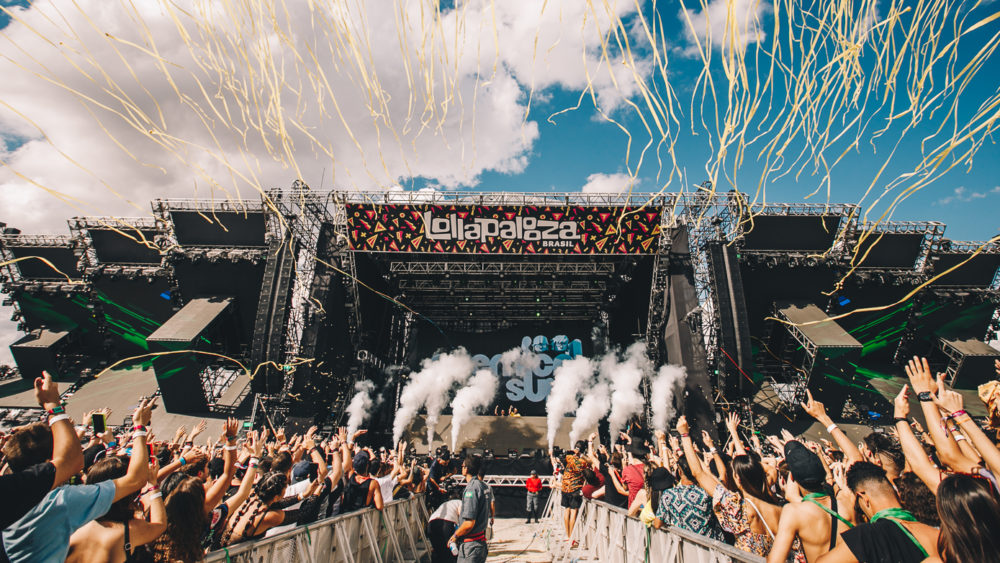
[508,449,519,460]
[483,448,494,460]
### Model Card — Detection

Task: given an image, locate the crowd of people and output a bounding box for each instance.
[547,357,1000,563]
[0,372,433,562]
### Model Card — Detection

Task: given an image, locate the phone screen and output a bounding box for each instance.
[92,413,106,434]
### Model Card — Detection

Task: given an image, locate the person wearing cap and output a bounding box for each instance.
[767,440,855,563]
[555,440,587,546]
[341,450,383,513]
[525,470,543,523]
[448,455,490,563]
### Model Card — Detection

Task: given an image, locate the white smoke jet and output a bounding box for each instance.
[392,348,475,446]
[651,364,687,433]
[449,369,499,450]
[345,380,376,441]
[499,346,538,378]
[545,356,593,450]
[569,381,609,445]
[606,342,652,439]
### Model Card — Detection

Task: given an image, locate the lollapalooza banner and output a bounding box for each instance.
[346,203,662,254]
[416,324,591,416]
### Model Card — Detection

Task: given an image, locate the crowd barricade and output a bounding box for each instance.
[545,491,764,563]
[205,495,432,563]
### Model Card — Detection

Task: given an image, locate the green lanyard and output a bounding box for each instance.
[870,508,928,558]
[801,492,854,529]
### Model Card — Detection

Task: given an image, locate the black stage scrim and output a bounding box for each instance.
[6,244,82,280]
[10,328,73,380]
[169,210,267,247]
[741,214,844,252]
[88,228,163,264]
[415,323,591,416]
[347,204,662,254]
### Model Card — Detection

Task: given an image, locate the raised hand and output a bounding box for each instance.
[675,415,690,436]
[190,419,207,438]
[801,390,828,421]
[133,397,154,427]
[933,379,965,415]
[701,430,715,449]
[147,457,160,486]
[894,384,911,419]
[904,356,935,394]
[222,417,239,439]
[724,412,740,431]
[250,430,264,457]
[34,371,61,410]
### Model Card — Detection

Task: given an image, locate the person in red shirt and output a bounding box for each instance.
[621,445,647,507]
[524,470,543,523]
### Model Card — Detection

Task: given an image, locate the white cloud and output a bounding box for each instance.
[678,0,771,57]
[0,0,651,362]
[935,185,997,206]
[580,172,637,193]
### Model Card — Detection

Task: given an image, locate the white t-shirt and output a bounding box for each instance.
[284,478,312,499]
[375,475,397,504]
[429,499,462,523]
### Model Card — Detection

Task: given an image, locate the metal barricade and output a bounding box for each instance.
[205,495,432,563]
[547,491,764,563]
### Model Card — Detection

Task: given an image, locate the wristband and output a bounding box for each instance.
[48,414,70,425]
[145,491,162,500]
[133,425,146,432]
[226,434,237,442]
[917,391,933,402]
[826,423,838,433]
[132,430,148,438]
[184,441,193,446]
[680,433,689,438]
[47,405,66,415]
[223,445,237,451]
[707,448,718,455]
[179,456,187,466]
[953,434,966,442]
[249,457,260,466]
[108,440,118,448]
[893,417,909,425]
[949,409,968,419]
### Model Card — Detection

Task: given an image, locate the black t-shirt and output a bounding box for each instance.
[842,519,927,563]
[0,462,56,563]
[599,466,628,509]
[0,462,56,529]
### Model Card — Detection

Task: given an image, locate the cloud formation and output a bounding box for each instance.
[678,0,771,57]
[580,172,637,193]
[935,186,1000,206]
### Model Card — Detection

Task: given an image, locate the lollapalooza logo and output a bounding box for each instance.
[422,211,581,248]
[471,334,584,403]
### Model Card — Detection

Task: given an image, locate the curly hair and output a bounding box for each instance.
[895,471,939,527]
[151,473,208,562]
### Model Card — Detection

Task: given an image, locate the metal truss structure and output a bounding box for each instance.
[387,261,617,276]
[446,474,554,487]
[847,220,946,272]
[68,216,165,271]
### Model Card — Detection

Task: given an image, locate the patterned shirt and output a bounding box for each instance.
[561,454,586,494]
[712,485,774,557]
[656,485,725,542]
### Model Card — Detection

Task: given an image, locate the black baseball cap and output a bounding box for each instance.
[784,441,825,487]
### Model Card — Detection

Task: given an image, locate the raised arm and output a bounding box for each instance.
[801,390,862,463]
[226,431,263,514]
[204,418,240,514]
[702,430,729,485]
[894,385,941,492]
[35,371,83,488]
[131,458,168,546]
[935,383,1000,478]
[677,416,720,493]
[115,398,153,502]
[724,413,748,456]
[906,357,978,472]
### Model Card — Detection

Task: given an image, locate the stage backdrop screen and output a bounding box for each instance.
[416,324,592,416]
[347,204,662,254]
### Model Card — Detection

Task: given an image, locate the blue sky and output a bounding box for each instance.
[1,0,998,241]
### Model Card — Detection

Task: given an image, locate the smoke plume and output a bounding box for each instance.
[449,369,499,450]
[392,348,475,446]
[345,380,376,441]
[651,364,687,433]
[545,356,593,450]
[605,342,652,439]
[569,381,609,445]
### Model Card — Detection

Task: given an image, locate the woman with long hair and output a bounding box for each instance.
[677,416,783,557]
[926,473,1000,563]
[151,473,209,562]
[67,456,166,563]
[221,472,299,546]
